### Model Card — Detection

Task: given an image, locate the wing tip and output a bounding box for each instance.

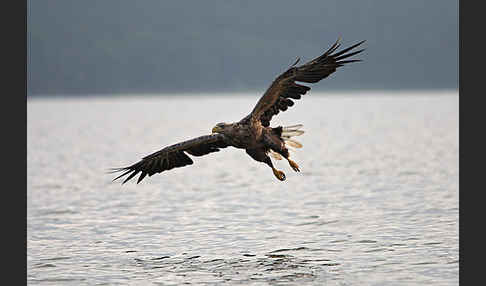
[290,56,301,67]
[136,172,147,184]
[331,39,367,59]
[109,165,140,185]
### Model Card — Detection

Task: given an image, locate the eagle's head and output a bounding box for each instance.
[212,122,231,135]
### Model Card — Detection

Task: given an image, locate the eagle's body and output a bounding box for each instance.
[111,38,365,184]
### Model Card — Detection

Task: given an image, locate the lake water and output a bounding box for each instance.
[27,91,458,285]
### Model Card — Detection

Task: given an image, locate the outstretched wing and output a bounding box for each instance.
[250,38,365,127]
[110,134,230,184]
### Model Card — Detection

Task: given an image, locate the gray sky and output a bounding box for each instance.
[27,0,458,96]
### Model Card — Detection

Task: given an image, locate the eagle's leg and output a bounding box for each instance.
[246,148,286,181]
[287,158,300,172]
[276,147,300,172]
[263,134,300,174]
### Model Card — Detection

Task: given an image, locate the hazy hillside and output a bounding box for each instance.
[28,0,458,95]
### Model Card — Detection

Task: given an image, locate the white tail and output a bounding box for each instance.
[282,124,305,140]
[270,124,305,160]
[282,124,304,150]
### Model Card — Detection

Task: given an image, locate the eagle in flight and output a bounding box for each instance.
[111,38,365,184]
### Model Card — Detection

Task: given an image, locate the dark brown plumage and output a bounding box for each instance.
[249,39,365,127]
[111,38,365,184]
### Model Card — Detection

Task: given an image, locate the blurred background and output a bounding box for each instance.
[27,0,458,96]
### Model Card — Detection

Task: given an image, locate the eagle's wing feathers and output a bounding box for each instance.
[110,134,229,184]
[250,38,365,127]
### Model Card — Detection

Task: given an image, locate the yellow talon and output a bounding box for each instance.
[272,168,286,181]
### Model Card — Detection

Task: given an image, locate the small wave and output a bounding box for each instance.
[34,263,56,268]
[40,256,71,261]
[356,239,377,244]
[37,209,78,216]
[151,256,170,260]
[269,246,309,253]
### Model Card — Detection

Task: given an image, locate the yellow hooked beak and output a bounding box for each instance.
[212,126,223,134]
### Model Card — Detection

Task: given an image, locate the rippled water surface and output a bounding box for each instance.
[27,91,458,285]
